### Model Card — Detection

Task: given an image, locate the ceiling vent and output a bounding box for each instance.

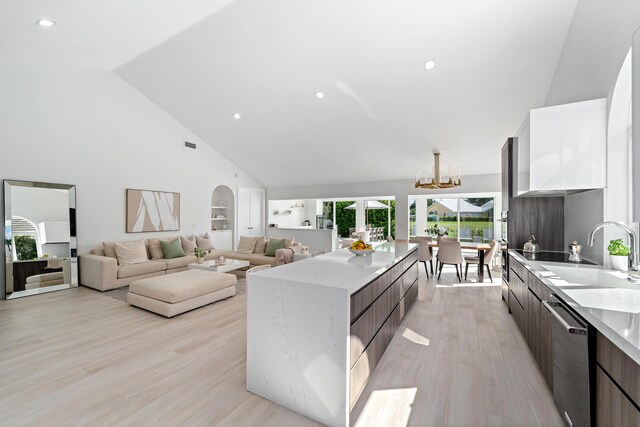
[184,141,197,149]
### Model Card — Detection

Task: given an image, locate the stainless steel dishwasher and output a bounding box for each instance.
[542,297,594,427]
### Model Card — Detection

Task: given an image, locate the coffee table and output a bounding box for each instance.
[188,259,250,273]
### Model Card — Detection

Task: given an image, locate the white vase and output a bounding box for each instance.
[610,255,628,271]
[197,257,205,264]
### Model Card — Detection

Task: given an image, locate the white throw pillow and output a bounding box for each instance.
[181,235,197,253]
[114,240,148,265]
[196,233,215,250]
[237,236,258,254]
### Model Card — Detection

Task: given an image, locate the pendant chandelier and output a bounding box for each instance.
[415,152,462,189]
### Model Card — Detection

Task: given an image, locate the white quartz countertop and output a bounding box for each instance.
[509,250,640,364]
[253,242,417,294]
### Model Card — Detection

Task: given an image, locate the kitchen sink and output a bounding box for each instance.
[541,264,640,313]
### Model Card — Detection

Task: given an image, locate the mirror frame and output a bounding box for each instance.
[4,179,77,299]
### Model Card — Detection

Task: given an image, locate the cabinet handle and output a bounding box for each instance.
[542,300,587,335]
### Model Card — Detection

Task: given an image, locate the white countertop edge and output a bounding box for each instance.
[251,243,417,295]
[508,249,640,365]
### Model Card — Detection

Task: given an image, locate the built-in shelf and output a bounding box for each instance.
[211,206,228,209]
[211,217,228,220]
[273,213,292,216]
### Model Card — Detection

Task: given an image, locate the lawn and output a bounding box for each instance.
[410,220,495,240]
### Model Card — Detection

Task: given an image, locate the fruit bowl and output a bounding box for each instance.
[348,248,375,256]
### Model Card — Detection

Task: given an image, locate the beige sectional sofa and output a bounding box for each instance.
[79,235,305,292]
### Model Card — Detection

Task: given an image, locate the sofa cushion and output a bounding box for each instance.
[246,253,277,266]
[117,260,166,279]
[115,240,148,265]
[196,233,215,250]
[268,236,294,248]
[160,238,186,259]
[163,254,198,270]
[265,238,286,256]
[147,237,178,259]
[254,236,267,253]
[181,235,197,253]
[237,236,258,254]
[129,270,237,303]
[102,242,117,259]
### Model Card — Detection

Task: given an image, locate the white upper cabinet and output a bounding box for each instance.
[515,98,606,196]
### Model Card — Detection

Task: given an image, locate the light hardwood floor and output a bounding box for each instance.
[0,267,562,426]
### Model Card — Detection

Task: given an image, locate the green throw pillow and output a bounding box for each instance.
[265,238,285,257]
[160,238,186,259]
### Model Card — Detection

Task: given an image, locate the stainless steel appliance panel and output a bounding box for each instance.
[543,299,592,427]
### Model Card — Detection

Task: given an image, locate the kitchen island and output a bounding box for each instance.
[246,242,418,426]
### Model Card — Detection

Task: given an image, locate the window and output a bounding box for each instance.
[411,195,496,242]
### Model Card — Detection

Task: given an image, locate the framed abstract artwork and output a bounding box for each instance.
[126,189,180,233]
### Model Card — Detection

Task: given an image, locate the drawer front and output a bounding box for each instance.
[508,289,525,333]
[597,332,640,406]
[509,255,526,280]
[350,303,401,410]
[350,262,417,367]
[528,271,552,302]
[350,249,418,322]
[350,273,391,321]
[509,267,525,306]
[596,365,640,427]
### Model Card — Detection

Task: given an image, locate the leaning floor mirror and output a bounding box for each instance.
[4,180,77,299]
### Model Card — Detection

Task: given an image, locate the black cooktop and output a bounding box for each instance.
[512,249,597,265]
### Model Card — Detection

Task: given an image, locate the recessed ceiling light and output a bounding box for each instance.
[232,113,241,119]
[424,59,436,71]
[35,19,56,28]
[314,91,325,99]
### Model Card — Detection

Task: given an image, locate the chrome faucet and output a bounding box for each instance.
[587,221,639,273]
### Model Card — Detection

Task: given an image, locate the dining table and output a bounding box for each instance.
[427,241,492,282]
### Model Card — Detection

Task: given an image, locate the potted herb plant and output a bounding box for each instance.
[194,247,210,264]
[608,239,630,271]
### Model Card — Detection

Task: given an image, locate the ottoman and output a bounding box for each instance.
[127,269,237,317]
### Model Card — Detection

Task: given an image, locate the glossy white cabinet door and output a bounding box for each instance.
[529,98,606,191]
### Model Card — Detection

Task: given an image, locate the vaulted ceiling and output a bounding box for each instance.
[3,0,578,188]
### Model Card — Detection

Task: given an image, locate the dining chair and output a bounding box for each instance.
[436,241,465,282]
[440,237,458,243]
[415,236,433,278]
[464,240,499,282]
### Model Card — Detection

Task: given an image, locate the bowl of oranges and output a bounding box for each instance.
[347,240,374,256]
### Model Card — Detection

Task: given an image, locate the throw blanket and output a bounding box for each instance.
[275,245,306,266]
[45,257,66,269]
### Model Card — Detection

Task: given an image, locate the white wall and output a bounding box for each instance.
[0,65,263,297]
[267,174,500,241]
[544,0,640,108]
[544,0,639,261]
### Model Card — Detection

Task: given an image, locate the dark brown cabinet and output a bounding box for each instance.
[349,253,419,409]
[596,366,640,426]
[596,332,640,426]
[507,256,554,390]
[539,299,554,389]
